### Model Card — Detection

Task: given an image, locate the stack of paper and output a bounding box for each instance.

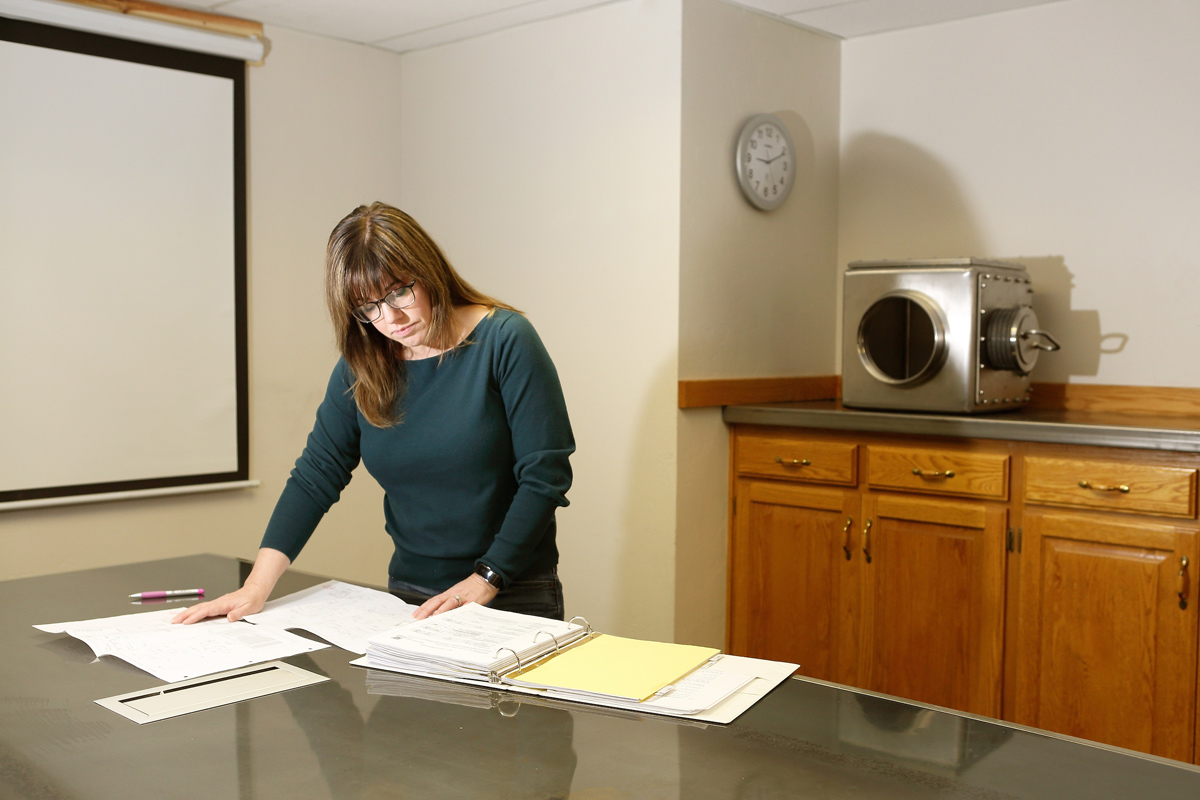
[244,579,420,654]
[33,609,327,683]
[364,603,587,683]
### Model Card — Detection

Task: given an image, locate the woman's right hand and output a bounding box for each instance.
[172,584,269,624]
[171,547,290,625]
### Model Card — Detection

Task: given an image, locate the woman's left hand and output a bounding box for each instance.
[413,573,498,619]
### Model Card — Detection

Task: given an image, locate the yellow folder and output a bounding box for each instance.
[506,633,718,701]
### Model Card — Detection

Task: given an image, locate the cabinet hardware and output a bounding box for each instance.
[775,456,811,467]
[912,468,954,478]
[862,519,873,564]
[1179,556,1190,611]
[842,517,853,561]
[1077,480,1130,493]
[1006,527,1014,552]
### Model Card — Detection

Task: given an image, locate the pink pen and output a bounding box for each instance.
[128,589,205,599]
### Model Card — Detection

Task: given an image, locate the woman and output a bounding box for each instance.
[175,202,574,623]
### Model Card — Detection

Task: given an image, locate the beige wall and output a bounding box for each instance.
[675,0,840,646]
[0,27,404,583]
[839,0,1200,387]
[396,0,684,640]
[1,2,843,651]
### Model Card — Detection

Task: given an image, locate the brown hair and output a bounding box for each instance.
[326,202,511,427]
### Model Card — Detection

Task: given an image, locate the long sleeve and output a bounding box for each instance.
[478,313,574,584]
[260,360,362,561]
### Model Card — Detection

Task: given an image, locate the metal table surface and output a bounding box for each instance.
[723,400,1200,452]
[4,554,1200,799]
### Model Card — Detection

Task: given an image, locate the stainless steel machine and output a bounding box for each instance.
[841,258,1060,414]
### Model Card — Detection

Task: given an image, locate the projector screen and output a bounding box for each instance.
[0,18,248,506]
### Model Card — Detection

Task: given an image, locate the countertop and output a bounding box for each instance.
[724,400,1200,452]
[4,554,1200,799]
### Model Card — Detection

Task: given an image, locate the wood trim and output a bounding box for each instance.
[58,0,263,39]
[685,375,1200,416]
[679,375,839,409]
[1029,382,1200,416]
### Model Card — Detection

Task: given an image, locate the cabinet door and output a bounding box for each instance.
[729,479,859,684]
[1015,510,1198,761]
[857,493,1007,717]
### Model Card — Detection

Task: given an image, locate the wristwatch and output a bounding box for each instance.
[474,562,504,589]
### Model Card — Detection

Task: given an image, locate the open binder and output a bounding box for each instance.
[358,603,794,722]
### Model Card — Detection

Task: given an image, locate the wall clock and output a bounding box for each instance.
[734,113,795,211]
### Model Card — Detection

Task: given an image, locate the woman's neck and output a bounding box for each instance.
[403,304,490,361]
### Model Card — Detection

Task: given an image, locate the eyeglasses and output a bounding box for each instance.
[352,281,417,323]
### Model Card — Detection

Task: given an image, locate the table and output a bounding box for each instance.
[3,555,1199,799]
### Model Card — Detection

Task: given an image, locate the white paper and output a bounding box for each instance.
[639,662,753,713]
[244,580,420,654]
[348,652,798,724]
[366,603,585,678]
[34,608,328,683]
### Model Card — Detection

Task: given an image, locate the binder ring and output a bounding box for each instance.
[567,615,593,636]
[534,630,561,652]
[494,647,524,675]
[493,697,521,718]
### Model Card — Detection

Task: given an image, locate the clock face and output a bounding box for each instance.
[735,114,795,211]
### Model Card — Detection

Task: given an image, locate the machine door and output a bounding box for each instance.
[856,291,948,387]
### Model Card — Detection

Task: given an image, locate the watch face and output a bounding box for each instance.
[736,114,795,211]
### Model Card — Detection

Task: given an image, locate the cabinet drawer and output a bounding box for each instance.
[1024,456,1196,518]
[867,446,1009,499]
[735,435,857,485]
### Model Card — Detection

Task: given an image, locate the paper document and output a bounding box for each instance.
[244,580,420,654]
[34,608,327,683]
[349,652,796,724]
[504,634,719,701]
[366,603,587,680]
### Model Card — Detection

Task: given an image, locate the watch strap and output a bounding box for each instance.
[474,562,504,589]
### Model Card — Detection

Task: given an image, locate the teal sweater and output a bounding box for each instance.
[261,310,574,591]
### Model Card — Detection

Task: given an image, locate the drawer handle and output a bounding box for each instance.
[842,517,853,561]
[775,456,811,467]
[912,468,954,479]
[1078,480,1130,493]
[1179,556,1190,611]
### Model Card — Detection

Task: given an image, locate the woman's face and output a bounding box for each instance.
[370,280,435,355]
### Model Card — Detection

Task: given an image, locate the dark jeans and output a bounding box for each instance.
[388,568,564,621]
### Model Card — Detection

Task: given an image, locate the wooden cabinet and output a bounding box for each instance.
[1014,509,1198,762]
[857,492,1007,718]
[729,481,857,683]
[729,430,1010,718]
[729,426,1200,763]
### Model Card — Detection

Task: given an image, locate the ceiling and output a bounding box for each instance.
[179,0,1070,53]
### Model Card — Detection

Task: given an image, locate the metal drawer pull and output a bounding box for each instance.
[842,517,853,561]
[1078,480,1130,493]
[1179,556,1190,611]
[775,456,811,467]
[861,519,873,564]
[912,468,954,479]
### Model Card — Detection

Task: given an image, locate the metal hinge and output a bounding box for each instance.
[1006,527,1024,553]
